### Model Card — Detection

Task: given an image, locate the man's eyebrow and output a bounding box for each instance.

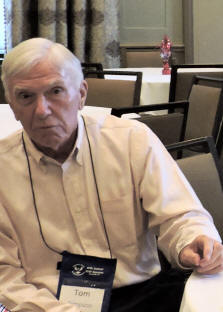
[13,80,65,94]
[48,79,65,87]
[14,87,32,94]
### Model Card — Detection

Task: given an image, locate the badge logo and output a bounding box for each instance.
[72,263,86,276]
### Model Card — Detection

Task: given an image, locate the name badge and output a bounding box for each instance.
[57,251,117,312]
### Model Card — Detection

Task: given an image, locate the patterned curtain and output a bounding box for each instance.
[8,0,120,67]
[4,0,12,52]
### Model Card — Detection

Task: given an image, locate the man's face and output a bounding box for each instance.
[7,60,87,153]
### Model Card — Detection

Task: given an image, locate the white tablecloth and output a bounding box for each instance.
[180,271,223,312]
[106,67,223,106]
[106,67,171,105]
[0,104,22,139]
[177,67,223,73]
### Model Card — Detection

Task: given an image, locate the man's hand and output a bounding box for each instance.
[179,235,223,274]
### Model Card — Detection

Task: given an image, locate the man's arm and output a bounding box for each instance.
[179,235,223,274]
[0,204,79,312]
[130,123,222,269]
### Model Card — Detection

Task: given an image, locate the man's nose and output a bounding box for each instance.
[35,95,51,118]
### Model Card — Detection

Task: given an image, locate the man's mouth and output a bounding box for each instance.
[34,125,57,130]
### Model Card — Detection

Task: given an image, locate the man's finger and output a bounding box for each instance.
[180,247,200,267]
[179,236,223,271]
[200,241,223,267]
[196,263,223,275]
[199,237,214,262]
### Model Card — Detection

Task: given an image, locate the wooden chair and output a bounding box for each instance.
[167,136,223,240]
[121,47,163,68]
[81,62,104,78]
[169,64,223,102]
[184,75,223,155]
[111,101,189,156]
[85,70,142,108]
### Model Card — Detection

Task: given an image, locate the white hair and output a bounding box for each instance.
[1,37,84,99]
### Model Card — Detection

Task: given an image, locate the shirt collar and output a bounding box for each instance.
[22,114,85,168]
[75,113,84,165]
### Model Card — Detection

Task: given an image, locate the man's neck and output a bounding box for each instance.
[33,132,77,163]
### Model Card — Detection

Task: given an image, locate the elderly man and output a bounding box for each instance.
[0,38,222,312]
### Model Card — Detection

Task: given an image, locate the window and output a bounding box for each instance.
[0,0,7,57]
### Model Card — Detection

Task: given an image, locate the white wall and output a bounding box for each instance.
[120,0,183,46]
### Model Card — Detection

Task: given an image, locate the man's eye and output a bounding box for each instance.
[16,92,34,106]
[52,87,63,94]
[19,93,32,100]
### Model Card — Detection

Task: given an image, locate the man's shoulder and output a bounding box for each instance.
[0,129,23,156]
[82,114,147,131]
[81,114,154,153]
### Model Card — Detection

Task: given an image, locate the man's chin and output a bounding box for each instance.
[32,137,62,153]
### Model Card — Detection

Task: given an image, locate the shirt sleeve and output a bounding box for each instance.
[0,203,80,312]
[130,123,222,267]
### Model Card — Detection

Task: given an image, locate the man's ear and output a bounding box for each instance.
[78,80,88,110]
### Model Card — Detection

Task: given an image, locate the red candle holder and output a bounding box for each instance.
[160,35,172,75]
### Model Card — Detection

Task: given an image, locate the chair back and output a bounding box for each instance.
[81,62,104,78]
[111,101,188,149]
[121,48,163,68]
[0,82,5,103]
[138,113,184,146]
[0,66,6,103]
[169,64,223,102]
[85,70,142,108]
[167,137,223,239]
[185,76,223,155]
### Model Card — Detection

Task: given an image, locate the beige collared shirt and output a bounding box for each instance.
[0,114,221,312]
